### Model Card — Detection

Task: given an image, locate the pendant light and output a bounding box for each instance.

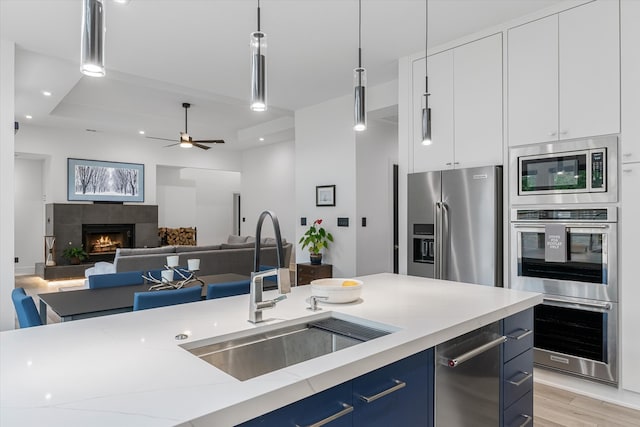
[80,0,106,77]
[353,0,366,131]
[250,0,267,111]
[421,0,432,145]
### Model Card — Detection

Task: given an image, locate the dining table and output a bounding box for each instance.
[37,273,250,324]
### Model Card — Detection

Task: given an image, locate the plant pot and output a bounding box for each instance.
[69,257,81,265]
[310,253,322,265]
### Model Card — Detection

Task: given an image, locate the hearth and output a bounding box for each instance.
[82,224,135,261]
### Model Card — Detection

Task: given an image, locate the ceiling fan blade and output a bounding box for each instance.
[147,136,177,142]
[193,143,212,150]
[192,139,225,144]
[164,142,180,147]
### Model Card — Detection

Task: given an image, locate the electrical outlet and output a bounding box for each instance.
[14,257,19,263]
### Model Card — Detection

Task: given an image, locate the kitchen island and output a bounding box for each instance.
[0,273,542,426]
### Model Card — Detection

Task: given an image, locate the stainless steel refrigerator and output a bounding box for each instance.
[408,165,503,287]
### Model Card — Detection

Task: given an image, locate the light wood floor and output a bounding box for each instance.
[14,275,640,426]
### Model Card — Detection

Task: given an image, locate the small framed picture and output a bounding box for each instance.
[316,185,336,207]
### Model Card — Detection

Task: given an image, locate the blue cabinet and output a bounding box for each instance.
[238,349,434,427]
[501,308,534,426]
[353,349,433,427]
[238,381,353,426]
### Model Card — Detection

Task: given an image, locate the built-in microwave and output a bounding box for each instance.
[510,135,618,205]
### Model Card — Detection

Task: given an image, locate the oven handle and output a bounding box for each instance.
[512,224,610,229]
[543,297,612,311]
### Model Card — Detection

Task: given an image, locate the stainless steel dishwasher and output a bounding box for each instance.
[435,321,506,427]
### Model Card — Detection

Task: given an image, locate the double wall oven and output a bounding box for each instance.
[509,136,619,385]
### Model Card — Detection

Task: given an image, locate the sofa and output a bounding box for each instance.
[84,236,292,280]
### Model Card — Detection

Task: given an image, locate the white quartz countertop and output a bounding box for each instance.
[1,273,542,426]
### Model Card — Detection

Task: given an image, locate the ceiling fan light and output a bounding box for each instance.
[180,141,193,148]
[80,0,106,77]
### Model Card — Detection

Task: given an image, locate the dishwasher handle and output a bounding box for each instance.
[447,335,507,368]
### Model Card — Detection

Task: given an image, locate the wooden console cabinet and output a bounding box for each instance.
[296,263,332,286]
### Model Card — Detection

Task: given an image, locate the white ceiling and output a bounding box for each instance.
[1,0,566,151]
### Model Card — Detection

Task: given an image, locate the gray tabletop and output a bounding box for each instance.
[38,273,249,323]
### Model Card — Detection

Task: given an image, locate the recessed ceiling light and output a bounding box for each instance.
[113,0,131,4]
[42,91,52,97]
[138,130,145,135]
[25,115,33,119]
[259,137,265,141]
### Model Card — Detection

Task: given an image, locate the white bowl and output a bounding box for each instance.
[310,278,363,303]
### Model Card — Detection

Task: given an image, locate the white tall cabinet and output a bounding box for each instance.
[412,33,503,173]
[620,0,640,395]
[508,0,620,146]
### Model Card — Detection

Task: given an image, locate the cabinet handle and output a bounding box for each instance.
[453,162,460,165]
[623,169,633,173]
[445,162,452,166]
[548,131,557,137]
[296,402,353,427]
[446,335,507,367]
[357,379,406,403]
[507,328,532,341]
[623,153,632,157]
[514,414,533,427]
[506,371,533,386]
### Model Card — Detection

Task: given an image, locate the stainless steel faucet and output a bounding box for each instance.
[249,210,291,323]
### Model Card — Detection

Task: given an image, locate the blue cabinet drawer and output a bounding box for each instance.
[503,348,534,409]
[352,349,433,427]
[238,381,353,426]
[503,390,533,427]
[503,308,534,362]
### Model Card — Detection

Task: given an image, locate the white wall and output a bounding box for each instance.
[157,166,241,245]
[0,38,15,330]
[295,95,357,277]
[356,120,398,275]
[15,124,243,205]
[14,157,45,275]
[241,141,296,258]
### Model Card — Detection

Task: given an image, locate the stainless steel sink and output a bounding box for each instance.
[181,315,392,381]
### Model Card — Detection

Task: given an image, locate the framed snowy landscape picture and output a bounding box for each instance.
[67,158,144,202]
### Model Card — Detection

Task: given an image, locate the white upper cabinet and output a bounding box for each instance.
[560,0,620,141]
[412,51,454,173]
[412,33,503,172]
[454,34,503,168]
[508,15,559,146]
[508,0,620,147]
[621,0,640,163]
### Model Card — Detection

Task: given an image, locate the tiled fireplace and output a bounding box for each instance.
[46,203,159,265]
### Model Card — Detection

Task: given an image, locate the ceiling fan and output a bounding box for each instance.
[146,103,225,150]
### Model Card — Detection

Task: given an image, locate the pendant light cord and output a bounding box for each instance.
[425,0,429,93]
[257,0,261,32]
[358,0,362,69]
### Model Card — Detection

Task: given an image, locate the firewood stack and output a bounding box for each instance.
[158,227,197,246]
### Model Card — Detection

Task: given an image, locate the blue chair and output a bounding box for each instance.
[11,288,42,328]
[89,271,144,289]
[133,286,202,311]
[206,280,251,299]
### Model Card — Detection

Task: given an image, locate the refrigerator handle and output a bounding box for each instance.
[435,202,442,279]
[441,202,449,280]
